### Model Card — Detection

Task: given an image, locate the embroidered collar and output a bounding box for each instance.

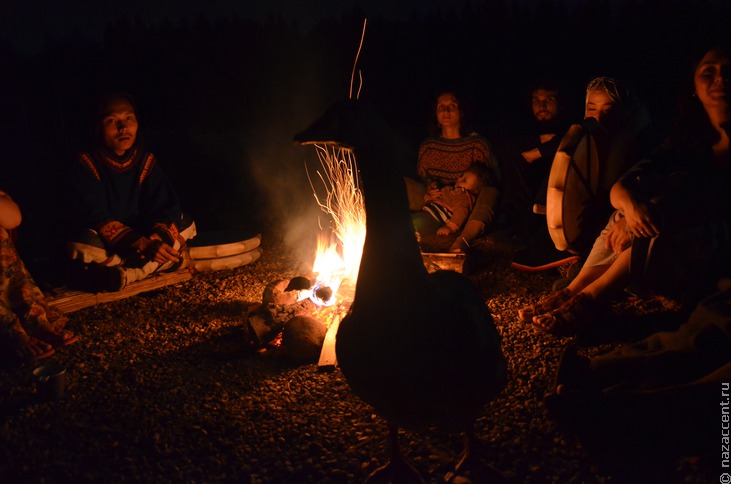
[95,146,141,172]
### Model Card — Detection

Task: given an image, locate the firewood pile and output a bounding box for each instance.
[244,276,355,365]
[244,251,461,368]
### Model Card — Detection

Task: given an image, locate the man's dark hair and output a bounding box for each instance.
[96,92,137,120]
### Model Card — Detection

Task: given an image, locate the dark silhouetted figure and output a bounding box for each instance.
[295,99,506,483]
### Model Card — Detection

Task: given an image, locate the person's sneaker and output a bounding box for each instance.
[66,262,126,293]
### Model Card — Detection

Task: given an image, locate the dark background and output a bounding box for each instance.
[1,0,729,278]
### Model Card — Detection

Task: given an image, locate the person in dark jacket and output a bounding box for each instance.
[497,80,570,239]
[66,93,196,292]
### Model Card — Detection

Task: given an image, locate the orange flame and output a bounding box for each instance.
[303,144,365,305]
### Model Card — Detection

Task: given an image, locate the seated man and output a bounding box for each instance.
[66,93,196,292]
[513,77,659,272]
[496,80,570,241]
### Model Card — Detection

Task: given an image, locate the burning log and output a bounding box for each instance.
[246,298,318,347]
[314,285,333,303]
[247,276,347,353]
[285,276,313,291]
[282,315,327,362]
[421,252,466,273]
[262,278,306,306]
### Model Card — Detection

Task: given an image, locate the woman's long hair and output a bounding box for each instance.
[427,87,476,138]
[669,41,730,154]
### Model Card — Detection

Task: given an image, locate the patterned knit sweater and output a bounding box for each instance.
[417,133,500,187]
[69,146,184,254]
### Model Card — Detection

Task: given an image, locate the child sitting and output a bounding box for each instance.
[412,162,497,253]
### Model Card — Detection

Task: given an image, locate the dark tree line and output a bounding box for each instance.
[0,0,728,271]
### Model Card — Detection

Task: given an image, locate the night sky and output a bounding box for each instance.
[2,0,730,268]
[2,0,466,54]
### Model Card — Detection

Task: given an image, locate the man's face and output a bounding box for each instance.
[102,99,138,155]
[532,89,559,122]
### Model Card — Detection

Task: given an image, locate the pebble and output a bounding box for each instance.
[0,233,711,483]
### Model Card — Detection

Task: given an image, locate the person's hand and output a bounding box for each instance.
[449,237,468,253]
[539,133,556,144]
[604,216,633,254]
[521,148,541,163]
[437,226,454,236]
[425,188,442,201]
[0,190,22,230]
[134,236,180,265]
[623,202,659,239]
[16,337,54,362]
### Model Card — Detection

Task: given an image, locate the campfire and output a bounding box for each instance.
[244,142,467,367]
[245,145,365,367]
[305,144,366,301]
[244,19,464,365]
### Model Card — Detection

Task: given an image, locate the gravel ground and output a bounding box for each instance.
[0,227,718,483]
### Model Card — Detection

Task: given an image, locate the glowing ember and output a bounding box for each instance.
[303,144,365,306]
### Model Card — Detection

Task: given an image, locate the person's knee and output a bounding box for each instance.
[412,211,439,236]
[66,229,118,265]
[404,177,426,211]
[470,186,500,225]
[179,217,197,243]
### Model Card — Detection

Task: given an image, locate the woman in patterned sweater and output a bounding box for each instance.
[408,89,501,252]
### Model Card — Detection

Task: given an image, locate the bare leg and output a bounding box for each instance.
[566,264,612,295]
[532,249,632,334]
[580,249,631,303]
